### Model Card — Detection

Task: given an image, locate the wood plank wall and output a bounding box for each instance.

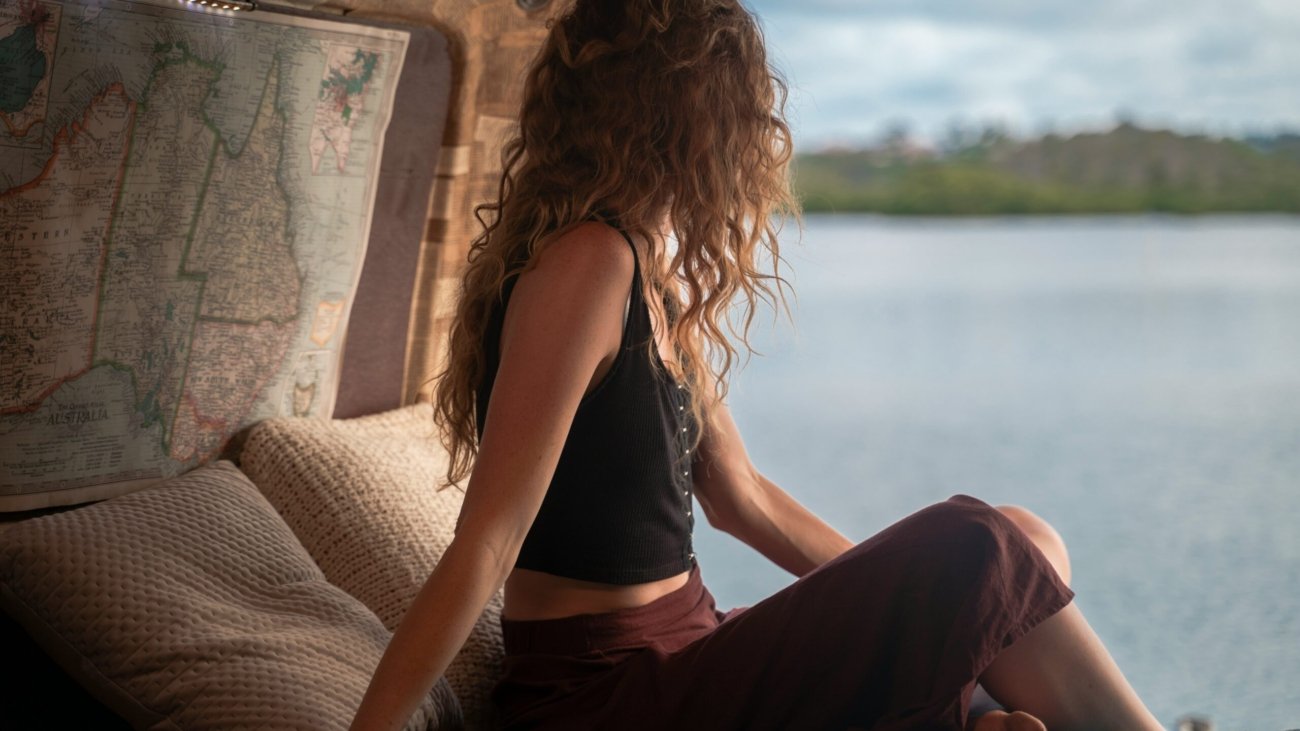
[327,0,557,404]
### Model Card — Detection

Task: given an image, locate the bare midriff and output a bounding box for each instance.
[502,567,692,621]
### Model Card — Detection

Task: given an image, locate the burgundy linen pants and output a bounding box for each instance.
[491,495,1075,730]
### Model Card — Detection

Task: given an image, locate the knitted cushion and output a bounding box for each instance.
[240,403,504,731]
[0,460,461,730]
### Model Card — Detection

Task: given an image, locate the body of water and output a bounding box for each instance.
[692,214,1300,730]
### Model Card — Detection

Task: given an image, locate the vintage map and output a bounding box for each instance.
[0,0,407,508]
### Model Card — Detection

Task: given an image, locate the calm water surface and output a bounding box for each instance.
[692,214,1300,730]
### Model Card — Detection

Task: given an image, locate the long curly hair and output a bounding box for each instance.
[431,0,800,490]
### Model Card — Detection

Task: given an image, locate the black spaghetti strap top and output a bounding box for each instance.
[474,228,699,584]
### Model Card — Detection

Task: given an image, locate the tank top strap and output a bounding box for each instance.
[611,227,654,338]
[613,226,641,285]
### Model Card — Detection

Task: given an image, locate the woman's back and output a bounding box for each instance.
[477,225,698,582]
[478,222,704,620]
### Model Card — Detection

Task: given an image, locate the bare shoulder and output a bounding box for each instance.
[519,221,633,288]
[495,220,636,372]
[501,221,634,345]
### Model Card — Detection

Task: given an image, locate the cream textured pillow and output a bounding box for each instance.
[0,460,461,731]
[240,403,504,731]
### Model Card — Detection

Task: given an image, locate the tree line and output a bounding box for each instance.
[794,124,1300,215]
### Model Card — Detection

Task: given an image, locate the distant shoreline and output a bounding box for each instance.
[793,124,1300,216]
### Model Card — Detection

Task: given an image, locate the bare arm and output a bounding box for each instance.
[691,401,855,577]
[349,223,635,730]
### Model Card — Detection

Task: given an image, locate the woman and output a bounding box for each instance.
[351,2,1164,729]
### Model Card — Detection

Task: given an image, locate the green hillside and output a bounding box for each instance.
[794,125,1300,215]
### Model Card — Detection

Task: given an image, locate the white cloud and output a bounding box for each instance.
[746,0,1300,147]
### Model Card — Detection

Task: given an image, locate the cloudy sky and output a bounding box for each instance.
[746,0,1300,149]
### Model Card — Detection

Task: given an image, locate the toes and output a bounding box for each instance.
[970,710,1010,731]
[968,710,1048,731]
[1007,711,1048,731]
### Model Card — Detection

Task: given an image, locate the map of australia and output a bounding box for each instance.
[0,0,407,507]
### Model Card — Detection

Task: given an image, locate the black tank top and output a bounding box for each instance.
[474,228,699,584]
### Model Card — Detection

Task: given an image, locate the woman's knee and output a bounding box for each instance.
[994,504,1071,585]
[904,495,1012,562]
[851,497,1070,590]
[901,497,1071,587]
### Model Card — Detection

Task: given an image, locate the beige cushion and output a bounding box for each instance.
[240,403,504,731]
[0,460,461,731]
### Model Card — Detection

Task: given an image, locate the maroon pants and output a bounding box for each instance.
[491,495,1075,730]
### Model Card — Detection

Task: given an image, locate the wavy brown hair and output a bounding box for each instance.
[431,0,801,490]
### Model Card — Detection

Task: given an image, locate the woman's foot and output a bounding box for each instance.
[968,710,1048,731]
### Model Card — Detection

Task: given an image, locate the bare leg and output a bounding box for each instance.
[829,498,1151,730]
[979,506,1160,729]
[979,601,1164,731]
